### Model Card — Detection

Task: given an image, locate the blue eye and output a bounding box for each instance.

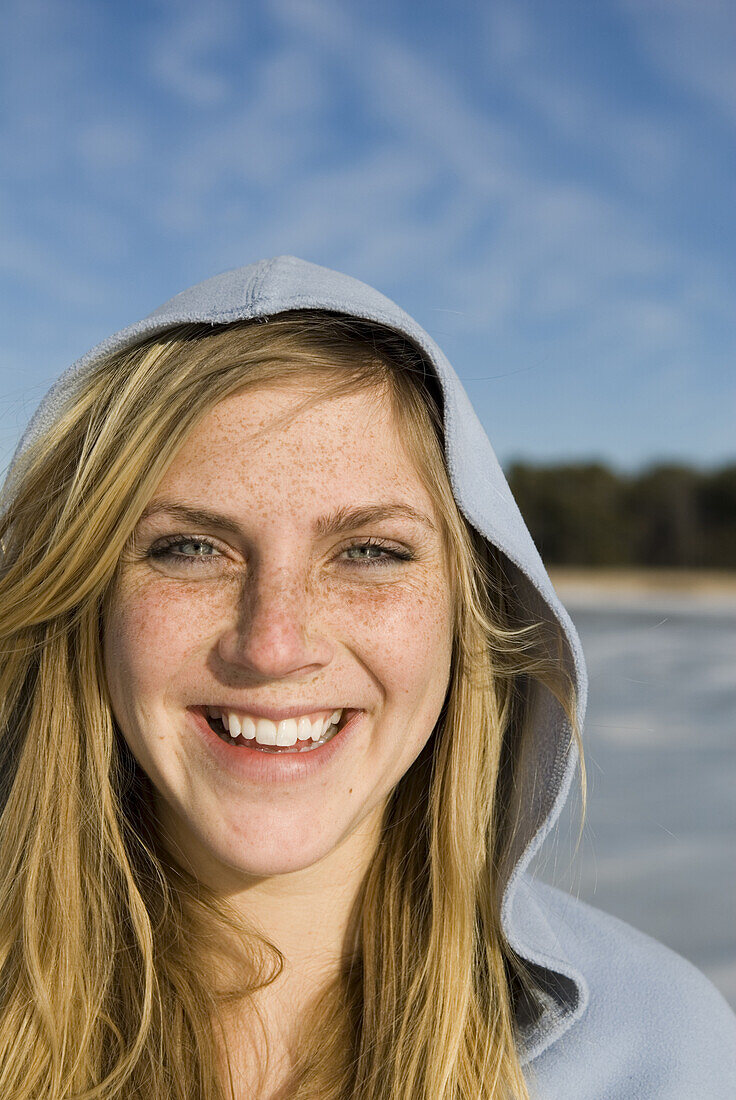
[341,539,413,566]
[147,535,414,568]
[149,536,221,564]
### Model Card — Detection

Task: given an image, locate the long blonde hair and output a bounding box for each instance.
[0,312,584,1098]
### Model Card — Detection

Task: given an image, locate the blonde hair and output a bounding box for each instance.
[0,312,585,1098]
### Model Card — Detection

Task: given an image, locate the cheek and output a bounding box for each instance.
[110,574,225,645]
[103,582,202,712]
[342,579,454,693]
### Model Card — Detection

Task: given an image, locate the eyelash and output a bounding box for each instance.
[147,535,415,569]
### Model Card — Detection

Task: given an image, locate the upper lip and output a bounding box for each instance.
[192,703,356,722]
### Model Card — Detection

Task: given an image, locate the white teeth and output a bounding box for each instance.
[276,718,298,747]
[216,708,344,748]
[255,718,277,745]
[297,716,313,741]
[310,718,322,742]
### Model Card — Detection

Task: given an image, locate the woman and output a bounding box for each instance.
[0,255,734,1099]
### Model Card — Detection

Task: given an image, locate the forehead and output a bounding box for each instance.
[154,381,436,521]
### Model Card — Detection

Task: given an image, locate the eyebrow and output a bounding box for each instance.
[137,498,437,537]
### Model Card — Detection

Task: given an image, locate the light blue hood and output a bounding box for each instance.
[5,256,735,1096]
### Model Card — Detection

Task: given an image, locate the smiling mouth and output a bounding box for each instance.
[202,709,351,753]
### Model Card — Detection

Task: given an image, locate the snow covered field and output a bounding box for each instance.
[531,594,736,1010]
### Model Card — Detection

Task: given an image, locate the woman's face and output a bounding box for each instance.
[103,380,454,887]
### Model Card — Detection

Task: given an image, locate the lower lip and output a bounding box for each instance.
[188,707,364,783]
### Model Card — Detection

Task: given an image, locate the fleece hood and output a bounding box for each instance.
[4,255,590,1062]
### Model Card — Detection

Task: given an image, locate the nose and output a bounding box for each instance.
[215,562,333,681]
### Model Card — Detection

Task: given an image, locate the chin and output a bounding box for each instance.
[202,813,342,878]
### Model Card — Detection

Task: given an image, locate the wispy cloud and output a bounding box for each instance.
[147,0,242,105]
[0,0,733,466]
[620,0,736,126]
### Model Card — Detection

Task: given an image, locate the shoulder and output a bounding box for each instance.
[522,877,736,1100]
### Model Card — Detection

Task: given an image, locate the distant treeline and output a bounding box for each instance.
[505,462,736,569]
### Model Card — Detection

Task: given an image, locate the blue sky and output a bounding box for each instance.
[1,0,734,472]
